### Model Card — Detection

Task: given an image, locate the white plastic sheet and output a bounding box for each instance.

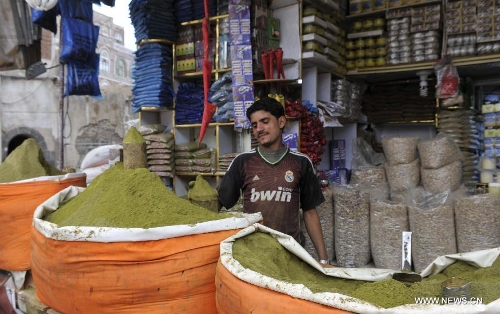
[33,186,263,242]
[220,223,500,314]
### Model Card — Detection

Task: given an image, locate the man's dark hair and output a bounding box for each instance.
[246,97,285,121]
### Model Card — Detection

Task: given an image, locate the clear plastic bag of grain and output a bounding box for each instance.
[300,189,334,261]
[350,167,387,186]
[370,198,409,270]
[454,194,500,253]
[381,136,419,165]
[421,160,462,194]
[417,133,464,169]
[390,185,425,204]
[385,159,420,193]
[333,184,371,268]
[408,190,457,273]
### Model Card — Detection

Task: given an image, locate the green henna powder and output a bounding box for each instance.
[0,138,63,183]
[123,126,146,143]
[188,175,218,201]
[46,163,231,228]
[233,232,500,308]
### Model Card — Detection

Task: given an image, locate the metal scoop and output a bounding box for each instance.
[392,231,422,287]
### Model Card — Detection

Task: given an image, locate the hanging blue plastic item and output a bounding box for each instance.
[58,0,93,22]
[60,18,100,64]
[31,6,59,34]
[65,54,102,98]
[91,0,116,7]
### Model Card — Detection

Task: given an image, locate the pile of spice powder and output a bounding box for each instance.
[123,126,146,143]
[46,163,231,228]
[233,231,500,308]
[0,138,63,183]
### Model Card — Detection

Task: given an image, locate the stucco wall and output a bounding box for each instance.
[1,72,135,170]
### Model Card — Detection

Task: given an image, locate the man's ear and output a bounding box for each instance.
[279,115,287,129]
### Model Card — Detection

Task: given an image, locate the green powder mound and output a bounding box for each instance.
[123,126,145,143]
[188,175,218,201]
[45,163,231,228]
[0,138,63,183]
[233,231,500,308]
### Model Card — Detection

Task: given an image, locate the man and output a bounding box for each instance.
[218,97,330,265]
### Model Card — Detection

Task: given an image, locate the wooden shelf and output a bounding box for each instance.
[176,172,226,177]
[180,14,229,26]
[345,0,442,20]
[175,122,234,128]
[175,68,231,79]
[346,54,500,83]
[252,78,300,84]
[139,107,172,112]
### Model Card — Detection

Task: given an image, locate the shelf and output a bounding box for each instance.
[304,0,339,12]
[176,172,226,177]
[175,68,231,79]
[346,0,442,20]
[269,0,299,9]
[345,54,500,84]
[139,107,172,112]
[302,51,344,77]
[302,15,328,29]
[175,122,234,128]
[347,29,384,40]
[346,9,386,20]
[302,33,328,46]
[252,78,300,85]
[386,0,442,13]
[180,14,229,26]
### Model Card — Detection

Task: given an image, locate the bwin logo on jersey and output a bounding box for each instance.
[250,187,292,202]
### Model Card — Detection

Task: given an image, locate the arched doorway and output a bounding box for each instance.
[7,134,31,156]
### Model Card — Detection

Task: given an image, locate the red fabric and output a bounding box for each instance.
[198,0,217,147]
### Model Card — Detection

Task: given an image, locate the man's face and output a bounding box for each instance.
[250,110,286,149]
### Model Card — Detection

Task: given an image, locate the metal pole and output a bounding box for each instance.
[58,62,64,170]
[57,19,65,170]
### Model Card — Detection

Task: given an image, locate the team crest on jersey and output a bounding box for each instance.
[285,170,294,182]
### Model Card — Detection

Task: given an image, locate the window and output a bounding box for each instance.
[115,32,124,44]
[100,50,110,72]
[116,59,126,77]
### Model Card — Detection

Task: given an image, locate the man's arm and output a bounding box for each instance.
[303,208,329,261]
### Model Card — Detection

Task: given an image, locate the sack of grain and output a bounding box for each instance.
[350,167,387,186]
[408,191,457,273]
[417,133,463,169]
[454,194,500,253]
[381,136,419,165]
[385,159,420,193]
[370,199,409,270]
[301,189,334,261]
[332,185,371,268]
[421,160,462,194]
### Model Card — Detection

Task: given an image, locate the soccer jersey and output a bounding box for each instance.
[218,147,325,242]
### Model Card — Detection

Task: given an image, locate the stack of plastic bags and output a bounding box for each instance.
[129,0,177,45]
[175,83,206,124]
[131,43,174,113]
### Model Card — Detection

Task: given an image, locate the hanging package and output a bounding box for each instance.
[65,54,102,98]
[60,18,99,64]
[31,6,59,34]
